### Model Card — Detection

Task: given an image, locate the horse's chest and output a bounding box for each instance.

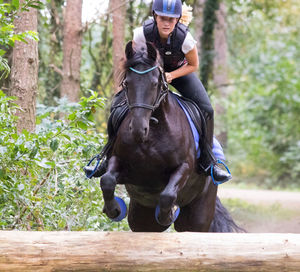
[114,137,173,186]
[117,125,170,159]
[119,140,168,169]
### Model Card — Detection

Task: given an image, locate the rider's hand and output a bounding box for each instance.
[165,72,173,83]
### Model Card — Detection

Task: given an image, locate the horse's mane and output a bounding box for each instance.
[117,42,161,86]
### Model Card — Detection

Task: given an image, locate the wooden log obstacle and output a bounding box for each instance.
[0,231,300,271]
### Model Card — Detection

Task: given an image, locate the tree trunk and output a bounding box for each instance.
[90,13,111,97]
[200,0,220,90]
[110,0,126,93]
[61,0,83,102]
[193,0,206,58]
[9,1,38,133]
[213,1,229,146]
[0,231,300,271]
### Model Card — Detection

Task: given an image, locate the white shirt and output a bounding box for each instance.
[133,26,197,55]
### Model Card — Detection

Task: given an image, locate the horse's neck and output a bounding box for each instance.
[154,94,177,125]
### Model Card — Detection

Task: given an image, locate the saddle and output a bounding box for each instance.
[171,92,207,158]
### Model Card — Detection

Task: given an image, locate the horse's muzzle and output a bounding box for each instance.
[129,117,149,143]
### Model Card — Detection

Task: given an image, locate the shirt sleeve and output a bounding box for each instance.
[182,31,197,54]
[133,26,146,45]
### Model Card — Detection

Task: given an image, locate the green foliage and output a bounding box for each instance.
[226,0,300,187]
[0,0,41,79]
[200,0,220,89]
[37,0,64,106]
[0,90,129,231]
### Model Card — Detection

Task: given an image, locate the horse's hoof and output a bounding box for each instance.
[155,205,180,226]
[111,196,127,222]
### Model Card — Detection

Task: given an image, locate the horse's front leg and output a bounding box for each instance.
[100,156,122,220]
[156,162,190,226]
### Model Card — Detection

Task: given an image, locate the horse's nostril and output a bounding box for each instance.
[144,127,148,136]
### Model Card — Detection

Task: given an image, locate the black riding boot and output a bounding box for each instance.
[84,90,128,178]
[198,116,232,183]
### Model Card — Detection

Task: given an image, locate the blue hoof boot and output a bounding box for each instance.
[155,205,180,226]
[111,196,127,222]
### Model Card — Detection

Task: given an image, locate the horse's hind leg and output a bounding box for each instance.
[128,199,169,232]
[174,178,217,232]
[100,156,121,219]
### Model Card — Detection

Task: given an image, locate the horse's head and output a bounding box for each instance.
[122,41,168,143]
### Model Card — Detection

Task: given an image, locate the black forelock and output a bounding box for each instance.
[125,44,157,69]
[118,42,161,86]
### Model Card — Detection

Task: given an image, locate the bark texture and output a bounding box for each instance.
[61,0,83,102]
[0,232,300,271]
[110,0,126,93]
[10,1,38,133]
[213,1,229,146]
[193,0,206,57]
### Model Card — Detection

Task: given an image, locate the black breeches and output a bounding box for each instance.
[171,73,214,146]
[170,73,214,120]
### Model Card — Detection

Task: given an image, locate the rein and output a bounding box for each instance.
[122,65,169,112]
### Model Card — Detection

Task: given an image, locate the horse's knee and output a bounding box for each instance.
[100,173,116,194]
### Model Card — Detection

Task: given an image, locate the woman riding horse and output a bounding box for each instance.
[87,0,231,183]
[99,40,241,232]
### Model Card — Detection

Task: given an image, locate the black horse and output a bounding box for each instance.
[99,41,242,232]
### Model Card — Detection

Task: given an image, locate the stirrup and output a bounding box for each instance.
[84,155,101,179]
[210,159,231,186]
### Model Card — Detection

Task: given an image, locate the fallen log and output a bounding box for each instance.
[0,231,300,271]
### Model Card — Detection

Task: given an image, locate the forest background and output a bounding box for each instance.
[0,0,299,231]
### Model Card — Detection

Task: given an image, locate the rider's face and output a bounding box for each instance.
[155,15,178,40]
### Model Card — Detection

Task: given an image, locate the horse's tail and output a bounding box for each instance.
[209,196,246,233]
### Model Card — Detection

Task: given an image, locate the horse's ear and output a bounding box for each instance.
[146,42,157,62]
[125,41,135,60]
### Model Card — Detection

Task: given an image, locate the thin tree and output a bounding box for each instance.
[9,0,38,133]
[60,0,83,102]
[110,0,126,93]
[200,0,220,90]
[192,0,205,56]
[213,1,229,146]
[194,0,228,145]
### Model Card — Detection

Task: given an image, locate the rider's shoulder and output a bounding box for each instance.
[182,32,197,54]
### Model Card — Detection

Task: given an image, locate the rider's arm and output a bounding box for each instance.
[165,45,199,83]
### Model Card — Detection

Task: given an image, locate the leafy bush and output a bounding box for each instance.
[0,90,129,231]
[0,0,40,79]
[226,0,300,188]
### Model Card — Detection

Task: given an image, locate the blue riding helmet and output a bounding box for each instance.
[152,0,182,18]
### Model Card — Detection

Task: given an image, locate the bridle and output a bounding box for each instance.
[121,65,169,112]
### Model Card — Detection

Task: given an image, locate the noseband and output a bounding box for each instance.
[122,65,169,112]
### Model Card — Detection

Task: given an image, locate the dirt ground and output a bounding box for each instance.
[217,186,300,233]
